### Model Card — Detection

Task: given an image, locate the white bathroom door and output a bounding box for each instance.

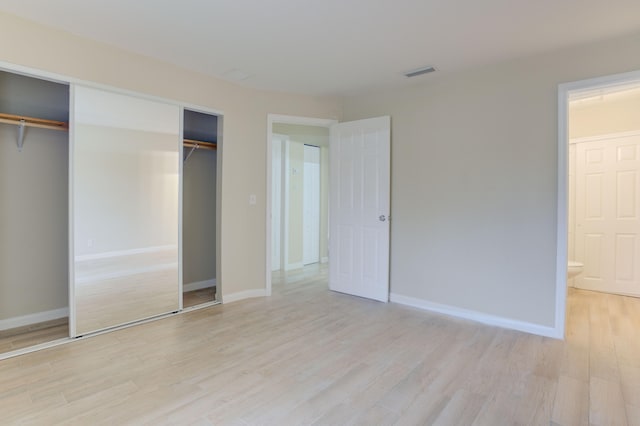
[575,133,640,297]
[303,145,321,265]
[329,116,390,302]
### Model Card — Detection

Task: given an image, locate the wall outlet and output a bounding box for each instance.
[87,239,94,248]
[249,194,257,205]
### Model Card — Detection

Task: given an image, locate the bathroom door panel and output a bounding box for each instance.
[575,134,640,297]
[329,116,390,302]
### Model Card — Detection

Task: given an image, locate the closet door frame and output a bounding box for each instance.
[180,106,224,309]
[0,59,224,340]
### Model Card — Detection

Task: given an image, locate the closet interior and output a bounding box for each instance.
[0,66,223,357]
[182,109,219,308]
[0,70,70,353]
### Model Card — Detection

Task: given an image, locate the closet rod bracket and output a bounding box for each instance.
[184,143,198,163]
[17,120,26,152]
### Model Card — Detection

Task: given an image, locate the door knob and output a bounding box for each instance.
[379,215,386,222]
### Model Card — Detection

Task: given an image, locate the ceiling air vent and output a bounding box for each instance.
[404,66,436,78]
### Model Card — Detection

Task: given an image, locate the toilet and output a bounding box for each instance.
[568,261,584,279]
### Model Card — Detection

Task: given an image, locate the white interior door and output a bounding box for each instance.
[303,145,321,265]
[271,136,283,271]
[575,133,640,297]
[329,116,390,302]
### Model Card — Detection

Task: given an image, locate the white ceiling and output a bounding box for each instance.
[2,0,640,97]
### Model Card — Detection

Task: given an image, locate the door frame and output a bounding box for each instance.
[266,114,337,296]
[181,106,224,310]
[557,68,640,338]
[302,144,321,265]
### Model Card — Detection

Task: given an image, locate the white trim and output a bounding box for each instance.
[183,279,216,292]
[390,293,561,339]
[74,244,176,262]
[570,129,640,144]
[75,263,177,285]
[222,289,267,304]
[266,114,338,297]
[557,68,640,342]
[321,257,329,264]
[283,137,291,279]
[268,114,337,128]
[556,85,569,341]
[0,337,72,361]
[0,308,69,331]
[285,262,304,271]
[69,84,76,337]
[179,106,184,311]
[181,300,219,313]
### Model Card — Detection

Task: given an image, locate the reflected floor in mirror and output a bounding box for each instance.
[0,318,68,354]
[183,287,216,308]
[74,248,179,335]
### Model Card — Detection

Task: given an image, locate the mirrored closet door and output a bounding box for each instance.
[71,85,181,336]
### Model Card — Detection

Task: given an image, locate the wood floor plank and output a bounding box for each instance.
[589,376,628,426]
[551,375,589,426]
[0,265,637,424]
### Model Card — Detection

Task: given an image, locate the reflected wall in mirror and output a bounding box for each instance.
[72,86,180,336]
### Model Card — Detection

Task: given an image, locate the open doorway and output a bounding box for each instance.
[558,70,640,337]
[266,116,336,295]
[182,108,222,309]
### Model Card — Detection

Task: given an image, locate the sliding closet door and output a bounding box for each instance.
[71,85,180,336]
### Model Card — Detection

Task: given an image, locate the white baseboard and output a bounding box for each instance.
[321,257,329,264]
[75,262,178,285]
[285,262,304,271]
[184,279,216,292]
[0,307,69,331]
[75,244,176,262]
[390,293,562,339]
[222,289,267,304]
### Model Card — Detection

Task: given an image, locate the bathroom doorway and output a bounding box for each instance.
[558,70,640,335]
[568,82,640,297]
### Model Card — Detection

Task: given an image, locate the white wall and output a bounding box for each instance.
[0,11,341,301]
[342,31,640,329]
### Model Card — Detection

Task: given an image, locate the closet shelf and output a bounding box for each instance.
[184,139,217,150]
[0,112,69,152]
[0,112,69,131]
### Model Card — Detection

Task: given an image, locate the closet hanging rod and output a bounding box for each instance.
[184,139,217,150]
[1,112,68,152]
[0,112,68,131]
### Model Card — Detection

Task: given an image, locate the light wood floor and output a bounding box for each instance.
[183,287,216,308]
[0,318,68,354]
[0,287,215,356]
[0,264,638,425]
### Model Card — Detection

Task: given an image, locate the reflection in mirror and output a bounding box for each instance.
[72,86,180,336]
